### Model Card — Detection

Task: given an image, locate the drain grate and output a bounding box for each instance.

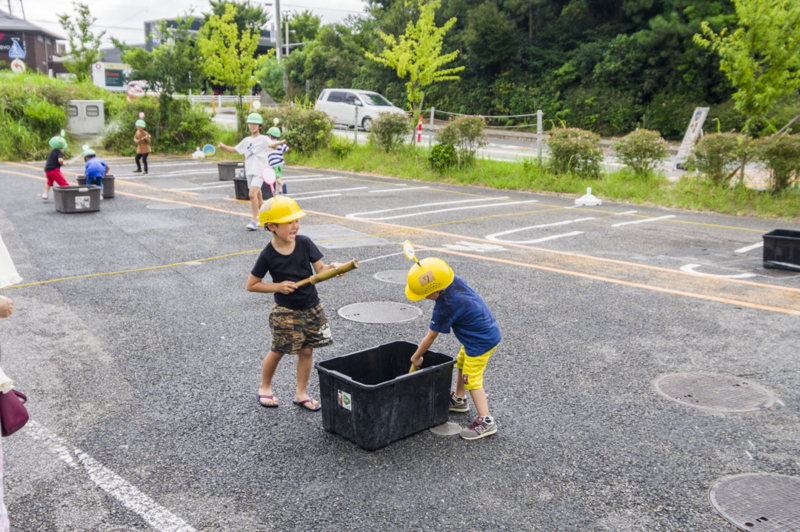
[374,270,408,284]
[338,302,422,324]
[146,204,192,210]
[654,373,775,412]
[709,473,800,531]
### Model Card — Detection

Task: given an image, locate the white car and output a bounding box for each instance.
[315,89,406,131]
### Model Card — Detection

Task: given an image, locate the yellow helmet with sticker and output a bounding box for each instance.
[405,257,454,301]
[258,195,306,226]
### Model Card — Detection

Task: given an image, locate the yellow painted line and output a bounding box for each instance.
[5,167,799,304]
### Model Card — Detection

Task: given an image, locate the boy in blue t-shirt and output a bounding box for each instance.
[407,257,501,440]
[83,149,109,193]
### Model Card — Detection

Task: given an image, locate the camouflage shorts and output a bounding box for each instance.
[269,303,333,355]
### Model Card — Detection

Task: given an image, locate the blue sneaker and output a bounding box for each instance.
[282,183,287,194]
[246,221,259,231]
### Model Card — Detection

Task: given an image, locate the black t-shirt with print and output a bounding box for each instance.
[44,149,64,172]
[251,235,323,310]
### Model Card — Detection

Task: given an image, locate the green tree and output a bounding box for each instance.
[365,0,464,122]
[198,3,269,137]
[204,0,269,34]
[288,10,321,43]
[464,4,519,72]
[695,0,800,183]
[58,2,106,82]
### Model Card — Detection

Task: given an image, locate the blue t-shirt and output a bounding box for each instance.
[429,276,501,356]
[84,158,107,178]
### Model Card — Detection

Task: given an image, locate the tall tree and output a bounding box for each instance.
[695,0,800,183]
[198,3,268,137]
[365,0,464,122]
[58,2,105,82]
[204,0,269,34]
[288,10,321,43]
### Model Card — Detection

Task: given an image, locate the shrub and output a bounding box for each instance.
[547,127,603,177]
[687,132,741,186]
[257,106,332,154]
[22,98,67,135]
[436,115,488,165]
[613,128,668,178]
[428,143,457,173]
[753,134,800,194]
[329,135,354,159]
[368,112,410,153]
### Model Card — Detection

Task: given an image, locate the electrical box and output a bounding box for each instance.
[67,100,104,135]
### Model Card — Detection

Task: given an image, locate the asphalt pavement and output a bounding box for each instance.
[1,159,799,531]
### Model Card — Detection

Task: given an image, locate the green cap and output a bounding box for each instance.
[83,148,96,157]
[267,127,281,138]
[49,136,67,149]
[135,120,146,128]
[246,113,264,125]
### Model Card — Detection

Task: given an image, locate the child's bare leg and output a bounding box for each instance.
[259,350,284,405]
[455,368,467,399]
[295,347,318,407]
[468,387,490,418]
[249,187,262,223]
[276,177,283,193]
[43,183,51,196]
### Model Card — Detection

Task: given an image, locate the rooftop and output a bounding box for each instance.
[0,9,65,40]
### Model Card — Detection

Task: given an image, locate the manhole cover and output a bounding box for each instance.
[146,204,192,210]
[709,473,800,531]
[338,302,422,323]
[654,373,775,412]
[374,270,408,284]
[429,422,461,436]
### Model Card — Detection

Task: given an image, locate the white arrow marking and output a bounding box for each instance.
[680,264,757,279]
[486,218,595,242]
[612,215,676,227]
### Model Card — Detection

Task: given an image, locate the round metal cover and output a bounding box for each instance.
[374,270,408,284]
[654,373,775,412]
[709,473,800,531]
[146,204,192,210]
[429,422,461,437]
[338,302,422,323]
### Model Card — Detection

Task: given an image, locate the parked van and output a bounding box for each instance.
[315,89,406,131]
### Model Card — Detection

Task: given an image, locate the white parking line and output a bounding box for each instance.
[27,421,197,532]
[172,183,233,191]
[284,177,342,183]
[295,194,342,200]
[369,186,430,193]
[615,210,638,215]
[735,242,764,254]
[612,215,676,227]
[679,264,757,279]
[291,187,367,196]
[486,218,595,242]
[519,231,584,244]
[348,198,539,221]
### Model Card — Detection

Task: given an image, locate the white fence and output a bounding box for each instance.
[173,94,262,105]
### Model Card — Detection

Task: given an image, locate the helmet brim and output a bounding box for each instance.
[405,285,427,301]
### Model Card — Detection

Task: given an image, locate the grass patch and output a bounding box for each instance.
[288,143,800,221]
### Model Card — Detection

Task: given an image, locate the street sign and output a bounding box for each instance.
[8,39,25,59]
[10,58,25,74]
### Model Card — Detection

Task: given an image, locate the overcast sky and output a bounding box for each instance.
[22,0,368,48]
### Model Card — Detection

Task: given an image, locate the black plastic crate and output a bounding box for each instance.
[233,177,274,201]
[77,175,115,198]
[763,229,800,271]
[316,341,455,451]
[217,161,244,181]
[53,185,101,213]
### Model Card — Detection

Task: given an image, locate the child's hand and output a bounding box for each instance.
[276,280,297,294]
[410,353,423,370]
[0,296,13,318]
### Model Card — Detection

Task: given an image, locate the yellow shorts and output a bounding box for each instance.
[455,345,497,391]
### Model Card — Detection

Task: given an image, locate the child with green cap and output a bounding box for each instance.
[218,113,286,231]
[42,133,70,201]
[133,120,151,174]
[266,126,289,194]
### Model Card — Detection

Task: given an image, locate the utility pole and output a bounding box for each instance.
[272,0,282,63]
[284,12,290,57]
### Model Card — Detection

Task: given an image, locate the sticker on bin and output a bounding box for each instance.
[75,196,91,209]
[235,168,245,178]
[337,390,352,411]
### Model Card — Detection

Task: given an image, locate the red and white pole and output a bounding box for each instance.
[417,116,423,143]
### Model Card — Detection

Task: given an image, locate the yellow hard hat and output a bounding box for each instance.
[405,257,454,301]
[258,196,306,226]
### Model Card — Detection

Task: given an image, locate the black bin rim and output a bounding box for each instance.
[763,229,800,240]
[315,340,455,390]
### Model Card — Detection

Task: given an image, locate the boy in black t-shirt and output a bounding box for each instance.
[245,196,345,411]
[42,135,70,200]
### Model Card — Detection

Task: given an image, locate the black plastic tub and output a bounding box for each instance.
[316,341,455,451]
[233,177,274,201]
[763,229,800,271]
[218,161,244,181]
[53,185,101,213]
[77,175,114,198]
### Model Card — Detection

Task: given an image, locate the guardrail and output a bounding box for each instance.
[173,94,262,105]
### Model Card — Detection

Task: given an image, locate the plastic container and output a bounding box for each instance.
[233,177,274,201]
[316,341,455,451]
[763,229,800,271]
[218,161,244,181]
[53,185,101,213]
[78,175,114,198]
